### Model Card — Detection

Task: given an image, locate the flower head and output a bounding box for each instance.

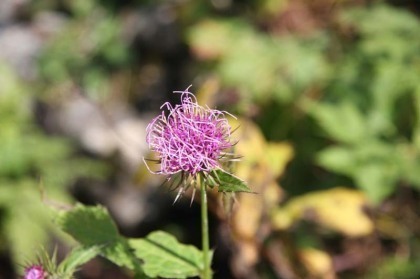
[146,86,234,177]
[24,265,45,279]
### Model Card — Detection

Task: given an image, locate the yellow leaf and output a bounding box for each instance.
[222,118,293,266]
[229,118,267,164]
[265,142,294,178]
[232,191,263,240]
[196,77,220,108]
[298,248,335,279]
[187,20,232,60]
[272,187,374,237]
[230,118,293,178]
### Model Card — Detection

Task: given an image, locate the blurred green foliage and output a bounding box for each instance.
[0,61,106,268]
[188,19,329,105]
[186,2,420,277]
[366,256,420,279]
[311,5,420,203]
[35,0,129,100]
[188,3,420,204]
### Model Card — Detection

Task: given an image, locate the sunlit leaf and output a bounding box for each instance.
[187,19,239,60]
[220,118,291,266]
[130,231,208,279]
[56,205,142,273]
[317,146,356,175]
[265,142,294,178]
[354,164,397,205]
[56,205,119,245]
[306,101,367,144]
[58,246,101,274]
[272,187,374,237]
[298,248,334,278]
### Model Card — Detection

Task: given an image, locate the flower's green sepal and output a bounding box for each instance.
[207,169,252,193]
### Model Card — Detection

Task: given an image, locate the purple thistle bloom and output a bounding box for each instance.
[24,265,45,279]
[145,86,235,184]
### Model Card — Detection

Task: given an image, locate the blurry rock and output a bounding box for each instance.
[33,11,67,39]
[107,183,148,228]
[0,24,41,79]
[0,9,66,80]
[56,95,148,172]
[0,0,28,24]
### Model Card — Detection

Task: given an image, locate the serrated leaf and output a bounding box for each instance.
[58,246,101,274]
[103,239,145,273]
[210,169,252,193]
[56,205,143,274]
[130,231,208,279]
[56,204,119,246]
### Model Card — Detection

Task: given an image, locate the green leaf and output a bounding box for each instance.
[56,205,143,274]
[307,101,367,144]
[56,204,119,246]
[58,246,101,274]
[208,169,252,193]
[101,240,144,273]
[354,164,397,204]
[316,146,356,175]
[130,231,208,279]
[0,180,54,267]
[414,88,420,149]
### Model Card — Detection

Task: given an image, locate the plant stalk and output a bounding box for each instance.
[199,175,211,279]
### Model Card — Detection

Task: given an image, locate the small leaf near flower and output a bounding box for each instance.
[207,169,252,193]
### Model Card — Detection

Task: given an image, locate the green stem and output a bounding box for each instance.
[199,175,211,279]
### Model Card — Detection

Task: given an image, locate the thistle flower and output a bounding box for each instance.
[24,265,46,279]
[145,86,236,200]
[22,246,78,279]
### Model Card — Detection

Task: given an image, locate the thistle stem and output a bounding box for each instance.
[199,175,211,279]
